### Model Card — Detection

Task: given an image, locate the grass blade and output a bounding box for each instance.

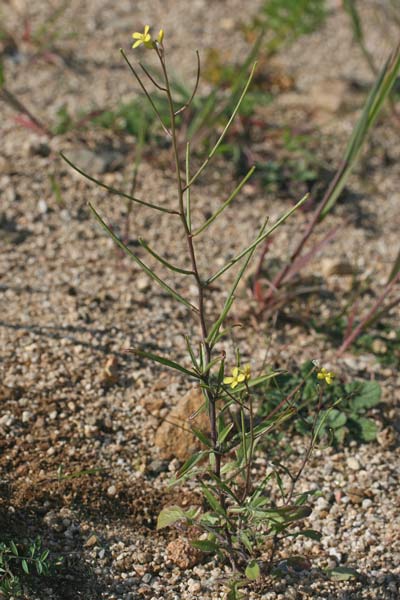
[321,45,400,217]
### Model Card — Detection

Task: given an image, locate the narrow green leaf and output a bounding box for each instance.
[387,247,400,283]
[262,505,312,524]
[216,357,226,385]
[286,529,322,541]
[157,505,185,529]
[138,238,193,275]
[239,532,253,554]
[190,539,219,552]
[10,541,18,556]
[61,152,178,215]
[36,561,43,575]
[132,348,202,379]
[207,193,308,285]
[295,489,322,506]
[0,61,5,88]
[185,142,192,231]
[201,483,227,516]
[21,559,29,575]
[245,560,260,580]
[217,422,234,445]
[89,203,197,312]
[184,335,200,370]
[40,550,50,562]
[207,219,268,345]
[193,166,256,236]
[207,296,234,345]
[208,473,241,503]
[200,355,224,375]
[212,324,241,345]
[326,566,359,581]
[176,451,206,480]
[191,427,212,448]
[185,62,258,189]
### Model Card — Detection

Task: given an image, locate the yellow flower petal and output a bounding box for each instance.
[242,364,251,379]
[317,367,335,384]
[325,372,335,385]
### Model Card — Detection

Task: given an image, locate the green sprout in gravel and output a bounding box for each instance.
[0,537,60,598]
[62,26,339,596]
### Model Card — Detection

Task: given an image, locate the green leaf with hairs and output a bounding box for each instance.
[326,566,359,581]
[190,539,219,552]
[357,417,378,442]
[245,560,260,580]
[157,506,185,529]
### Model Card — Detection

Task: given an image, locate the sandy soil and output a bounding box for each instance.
[1,0,399,598]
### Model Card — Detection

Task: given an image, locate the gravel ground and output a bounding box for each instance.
[1,1,400,599]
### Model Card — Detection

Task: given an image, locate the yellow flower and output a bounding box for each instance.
[317,367,335,385]
[157,29,164,44]
[242,364,251,380]
[223,367,245,389]
[132,25,153,49]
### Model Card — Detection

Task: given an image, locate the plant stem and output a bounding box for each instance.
[157,48,220,478]
[242,384,254,502]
